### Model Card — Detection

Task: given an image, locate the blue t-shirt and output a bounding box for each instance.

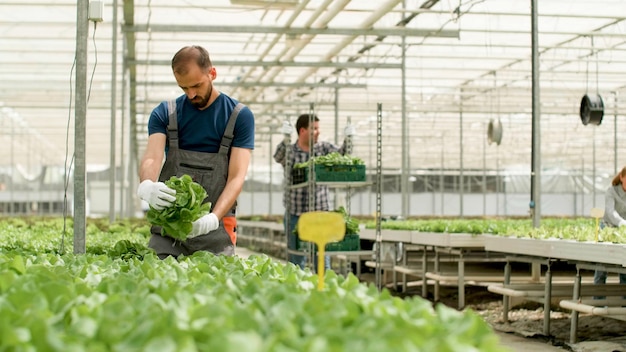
[148,93,255,152]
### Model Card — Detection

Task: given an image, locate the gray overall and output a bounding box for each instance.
[148,99,244,259]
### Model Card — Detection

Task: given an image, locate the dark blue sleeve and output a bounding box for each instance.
[147,101,169,136]
[233,106,255,149]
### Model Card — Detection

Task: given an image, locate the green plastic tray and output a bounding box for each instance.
[292,164,365,184]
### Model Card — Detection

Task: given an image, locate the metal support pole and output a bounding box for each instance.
[345,114,353,215]
[334,88,341,209]
[440,139,444,216]
[9,114,14,215]
[73,0,89,254]
[582,158,585,217]
[458,252,465,310]
[530,0,541,227]
[421,247,428,297]
[269,132,273,215]
[593,128,596,208]
[283,133,291,260]
[614,91,618,174]
[496,152,500,216]
[119,47,128,219]
[434,250,440,301]
[459,91,464,217]
[375,103,383,291]
[109,0,119,222]
[503,261,511,322]
[483,128,487,216]
[307,103,316,269]
[401,23,409,218]
[283,114,292,262]
[570,268,582,344]
[334,87,339,145]
[401,245,408,292]
[543,262,552,335]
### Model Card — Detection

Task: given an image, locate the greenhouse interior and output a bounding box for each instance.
[1,0,626,351]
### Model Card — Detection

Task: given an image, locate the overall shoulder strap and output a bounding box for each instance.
[219,103,245,155]
[166,99,179,150]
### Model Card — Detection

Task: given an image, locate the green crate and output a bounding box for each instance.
[292,164,366,184]
[325,233,361,251]
[297,233,361,252]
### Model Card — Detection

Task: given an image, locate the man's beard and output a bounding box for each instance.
[190,84,213,109]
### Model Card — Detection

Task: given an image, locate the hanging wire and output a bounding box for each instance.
[61,55,76,254]
[584,38,588,93]
[495,71,500,121]
[593,36,599,95]
[584,35,600,94]
[491,71,495,121]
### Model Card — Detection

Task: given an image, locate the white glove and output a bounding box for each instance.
[137,180,176,211]
[188,213,219,238]
[344,125,356,137]
[281,121,293,135]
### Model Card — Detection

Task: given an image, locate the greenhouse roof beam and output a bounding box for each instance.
[138,81,366,89]
[127,59,401,70]
[122,24,459,38]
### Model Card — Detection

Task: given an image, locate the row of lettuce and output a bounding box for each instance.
[242,215,625,243]
[361,217,626,243]
[0,217,507,352]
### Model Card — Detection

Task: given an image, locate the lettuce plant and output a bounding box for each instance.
[146,174,211,240]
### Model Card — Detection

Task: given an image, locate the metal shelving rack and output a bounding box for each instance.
[374,103,383,290]
[283,103,382,277]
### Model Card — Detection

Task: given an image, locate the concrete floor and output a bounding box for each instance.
[493,331,567,351]
[495,331,626,352]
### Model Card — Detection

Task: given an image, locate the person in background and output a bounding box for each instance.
[137,45,255,259]
[273,113,355,269]
[594,166,626,292]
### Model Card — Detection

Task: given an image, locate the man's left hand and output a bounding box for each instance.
[188,213,219,238]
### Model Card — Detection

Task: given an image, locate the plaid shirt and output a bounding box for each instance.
[274,139,347,215]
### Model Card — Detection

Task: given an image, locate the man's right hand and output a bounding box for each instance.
[137,180,176,211]
[281,121,293,135]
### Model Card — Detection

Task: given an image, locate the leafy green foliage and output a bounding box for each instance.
[0,216,151,258]
[294,152,364,168]
[335,206,359,235]
[365,217,626,243]
[108,240,152,260]
[0,245,506,351]
[146,174,212,241]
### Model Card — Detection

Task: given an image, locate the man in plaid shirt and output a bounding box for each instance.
[274,113,355,269]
